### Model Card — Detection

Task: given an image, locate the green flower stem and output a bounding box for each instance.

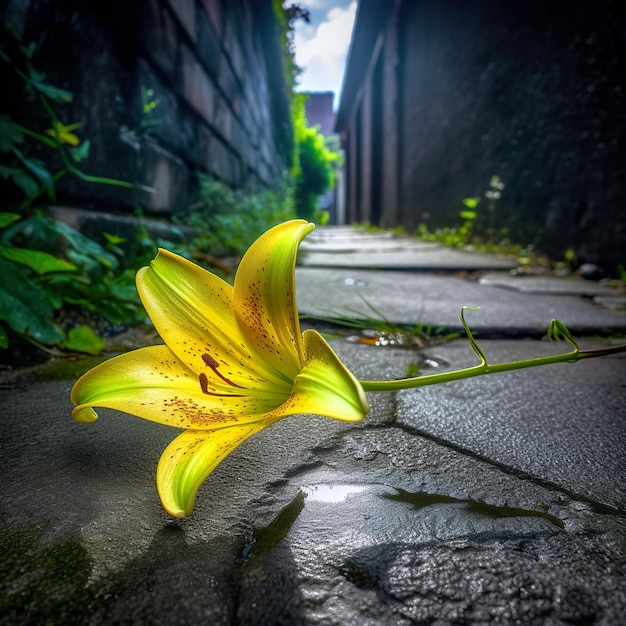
[19,95,133,210]
[39,94,133,187]
[359,308,626,392]
[359,344,626,392]
[14,123,57,148]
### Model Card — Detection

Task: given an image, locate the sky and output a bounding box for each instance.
[291,0,358,110]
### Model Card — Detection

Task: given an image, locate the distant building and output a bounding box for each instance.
[303,91,335,135]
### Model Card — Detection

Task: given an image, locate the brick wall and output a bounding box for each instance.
[6,0,291,216]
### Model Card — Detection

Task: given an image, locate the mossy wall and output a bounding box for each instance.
[3,0,291,216]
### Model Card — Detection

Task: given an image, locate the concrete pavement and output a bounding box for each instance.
[1,226,625,624]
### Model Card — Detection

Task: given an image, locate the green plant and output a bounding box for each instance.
[0,24,132,210]
[179,173,295,262]
[0,25,152,356]
[356,221,380,234]
[300,297,459,348]
[417,176,510,250]
[292,95,341,221]
[272,1,309,95]
[125,86,163,139]
[0,211,148,352]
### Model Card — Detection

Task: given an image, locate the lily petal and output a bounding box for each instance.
[278,329,370,422]
[157,423,268,517]
[138,249,289,391]
[234,220,314,383]
[71,345,283,429]
[156,328,368,517]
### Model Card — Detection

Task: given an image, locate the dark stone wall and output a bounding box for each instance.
[4,0,290,216]
[337,0,626,272]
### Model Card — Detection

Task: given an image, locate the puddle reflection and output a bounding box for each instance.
[302,483,369,503]
[383,488,564,529]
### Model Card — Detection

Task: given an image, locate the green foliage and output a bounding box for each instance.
[0,254,64,347]
[292,94,341,221]
[0,22,295,357]
[126,86,163,139]
[356,222,380,234]
[0,211,148,353]
[272,1,308,94]
[0,23,131,211]
[179,173,295,261]
[417,176,508,249]
[0,16,332,359]
[417,220,475,249]
[271,2,311,171]
[0,25,145,356]
[459,196,480,220]
[61,325,106,355]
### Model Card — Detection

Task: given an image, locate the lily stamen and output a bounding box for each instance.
[198,372,245,397]
[202,353,245,388]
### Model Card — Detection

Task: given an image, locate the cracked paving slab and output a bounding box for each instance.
[1,337,625,624]
[297,227,518,271]
[380,338,626,513]
[296,267,626,335]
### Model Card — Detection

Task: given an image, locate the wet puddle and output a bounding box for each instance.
[302,483,369,502]
[383,488,564,529]
[346,329,439,349]
[243,483,564,558]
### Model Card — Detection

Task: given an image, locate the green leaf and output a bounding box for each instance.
[459,210,477,220]
[45,272,89,286]
[45,289,64,309]
[52,220,118,269]
[0,257,65,344]
[0,115,24,151]
[0,246,77,274]
[0,166,39,198]
[462,197,480,209]
[70,139,90,162]
[108,281,139,301]
[23,41,36,60]
[103,232,126,245]
[12,148,55,199]
[0,324,8,349]
[61,325,105,355]
[0,213,21,229]
[28,78,73,102]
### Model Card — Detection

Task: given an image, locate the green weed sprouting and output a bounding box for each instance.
[300,296,459,349]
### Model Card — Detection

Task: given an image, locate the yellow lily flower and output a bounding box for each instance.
[71,220,369,517]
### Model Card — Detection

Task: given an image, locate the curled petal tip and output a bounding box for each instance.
[72,406,99,423]
[162,503,188,519]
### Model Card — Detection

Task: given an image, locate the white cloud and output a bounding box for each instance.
[298,0,335,9]
[293,1,357,108]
